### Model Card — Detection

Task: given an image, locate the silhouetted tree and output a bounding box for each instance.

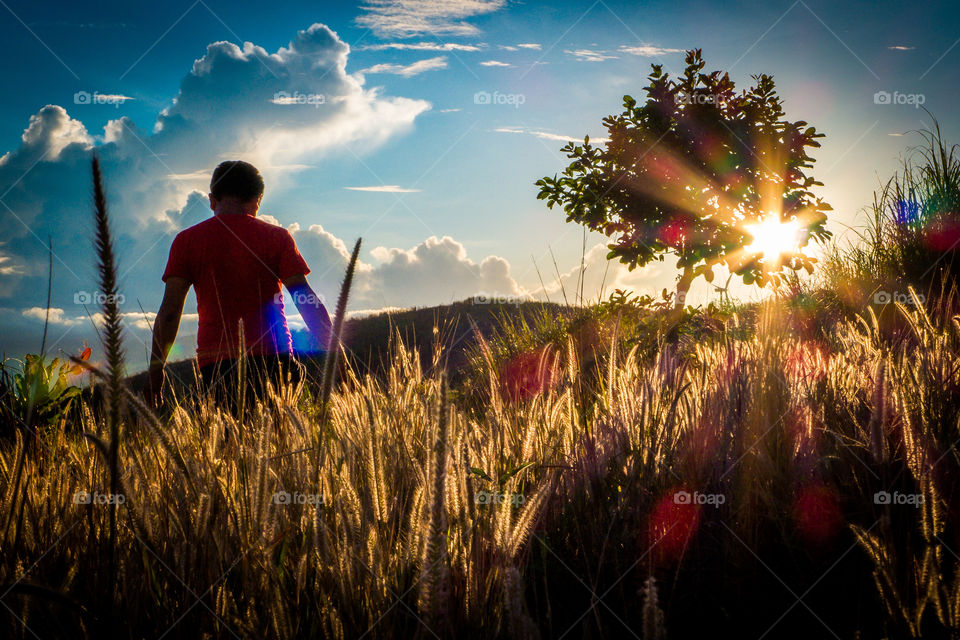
[537,49,832,307]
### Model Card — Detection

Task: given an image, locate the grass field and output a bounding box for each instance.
[3,284,960,638]
[2,118,960,640]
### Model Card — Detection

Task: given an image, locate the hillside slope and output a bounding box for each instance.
[127,299,570,391]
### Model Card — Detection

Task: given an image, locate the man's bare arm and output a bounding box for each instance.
[146,277,190,401]
[283,274,332,349]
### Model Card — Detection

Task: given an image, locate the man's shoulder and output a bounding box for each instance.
[252,217,295,243]
[174,215,291,244]
[251,216,290,233]
[176,216,219,238]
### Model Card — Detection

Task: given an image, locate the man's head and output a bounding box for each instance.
[209,160,264,214]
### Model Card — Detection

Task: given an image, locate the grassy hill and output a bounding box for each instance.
[127,298,573,392]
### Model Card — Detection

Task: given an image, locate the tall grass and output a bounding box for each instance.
[2,282,959,636]
[88,155,126,621]
[820,116,960,306]
[5,150,960,637]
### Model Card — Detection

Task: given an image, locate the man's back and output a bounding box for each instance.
[147,160,330,407]
[163,214,309,367]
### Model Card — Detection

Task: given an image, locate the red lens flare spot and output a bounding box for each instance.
[793,483,843,546]
[499,347,557,402]
[659,220,687,248]
[924,215,960,252]
[649,486,702,564]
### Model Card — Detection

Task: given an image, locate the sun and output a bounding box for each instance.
[743,215,801,263]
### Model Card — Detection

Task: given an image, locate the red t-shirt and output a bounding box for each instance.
[162,214,310,367]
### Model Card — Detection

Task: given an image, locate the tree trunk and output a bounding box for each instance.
[675,266,694,310]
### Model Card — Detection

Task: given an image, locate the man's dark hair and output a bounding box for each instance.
[210,160,265,202]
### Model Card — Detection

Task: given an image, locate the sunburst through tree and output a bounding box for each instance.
[537,49,832,307]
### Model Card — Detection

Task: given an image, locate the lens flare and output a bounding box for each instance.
[649,486,702,565]
[793,483,844,546]
[743,215,801,261]
[499,347,557,402]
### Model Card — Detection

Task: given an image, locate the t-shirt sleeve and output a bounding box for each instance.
[162,232,193,283]
[276,229,310,281]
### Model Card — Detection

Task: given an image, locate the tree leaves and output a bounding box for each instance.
[535,49,833,302]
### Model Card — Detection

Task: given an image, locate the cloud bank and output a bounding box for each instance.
[0,23,524,366]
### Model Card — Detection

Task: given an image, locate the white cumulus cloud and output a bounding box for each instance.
[0,23,432,363]
[285,226,521,309]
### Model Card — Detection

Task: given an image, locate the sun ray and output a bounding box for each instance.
[743,215,801,265]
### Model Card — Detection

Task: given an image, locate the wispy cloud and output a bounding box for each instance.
[97,93,134,102]
[360,56,448,77]
[479,60,512,67]
[167,169,213,181]
[360,41,484,52]
[565,48,617,62]
[618,44,683,56]
[496,43,541,53]
[345,185,422,193]
[0,255,21,275]
[74,92,135,106]
[888,45,916,51]
[494,126,610,144]
[356,0,505,37]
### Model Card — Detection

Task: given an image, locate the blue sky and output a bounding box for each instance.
[0,0,957,370]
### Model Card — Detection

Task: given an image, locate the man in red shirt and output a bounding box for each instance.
[145,160,331,404]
